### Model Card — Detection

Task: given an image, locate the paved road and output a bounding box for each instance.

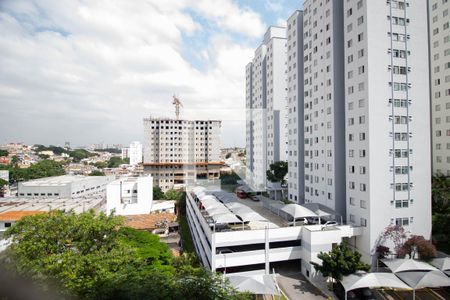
[277,272,327,300]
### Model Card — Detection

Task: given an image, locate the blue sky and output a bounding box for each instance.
[0,0,304,148]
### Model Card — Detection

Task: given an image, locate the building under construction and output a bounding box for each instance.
[142,117,222,191]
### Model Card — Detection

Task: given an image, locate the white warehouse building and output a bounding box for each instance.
[17,175,114,198]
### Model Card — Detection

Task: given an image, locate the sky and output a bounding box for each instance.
[0,0,303,148]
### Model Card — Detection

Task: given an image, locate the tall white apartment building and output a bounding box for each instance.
[143,117,222,191]
[129,141,143,166]
[286,11,306,204]
[303,0,347,218]
[340,0,432,262]
[245,27,287,191]
[429,0,450,176]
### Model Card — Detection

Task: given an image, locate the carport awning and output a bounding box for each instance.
[280,204,317,219]
[381,259,438,273]
[430,257,450,271]
[396,270,450,289]
[341,272,412,292]
[227,274,279,295]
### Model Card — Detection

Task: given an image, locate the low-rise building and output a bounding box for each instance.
[17,175,114,198]
[106,176,153,215]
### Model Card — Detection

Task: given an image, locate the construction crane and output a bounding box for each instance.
[172,95,183,120]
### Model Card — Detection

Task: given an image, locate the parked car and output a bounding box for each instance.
[236,189,248,199]
[322,220,338,227]
[249,195,260,202]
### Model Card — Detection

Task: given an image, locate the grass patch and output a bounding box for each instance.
[178,215,195,254]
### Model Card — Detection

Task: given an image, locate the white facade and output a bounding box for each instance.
[129,141,143,166]
[106,176,153,215]
[286,11,305,204]
[429,0,450,176]
[17,175,114,198]
[121,147,129,160]
[143,117,222,191]
[245,27,288,191]
[248,0,433,266]
[303,0,347,218]
[340,0,432,263]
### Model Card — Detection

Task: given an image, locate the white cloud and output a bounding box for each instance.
[0,0,260,147]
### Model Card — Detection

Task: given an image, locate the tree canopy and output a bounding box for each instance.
[2,159,66,183]
[397,235,437,260]
[311,243,370,281]
[107,157,129,168]
[2,210,250,300]
[153,186,165,200]
[266,161,288,184]
[0,149,8,157]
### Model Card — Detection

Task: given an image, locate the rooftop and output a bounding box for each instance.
[0,210,46,221]
[20,175,110,187]
[124,213,177,230]
[0,196,105,214]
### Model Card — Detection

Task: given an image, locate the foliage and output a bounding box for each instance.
[225,152,232,159]
[38,154,50,160]
[178,215,196,256]
[380,225,409,254]
[431,174,450,254]
[432,174,450,214]
[107,157,128,168]
[0,149,8,157]
[94,148,121,154]
[0,178,8,188]
[69,149,97,162]
[7,159,65,183]
[165,189,183,201]
[220,171,241,185]
[153,186,165,200]
[266,161,288,184]
[398,235,437,260]
[94,161,108,169]
[2,210,249,300]
[311,243,370,281]
[89,170,105,176]
[376,245,390,259]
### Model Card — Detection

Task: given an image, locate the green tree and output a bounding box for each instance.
[266,161,288,184]
[89,170,105,176]
[2,210,249,300]
[11,155,19,168]
[311,243,370,281]
[153,186,165,200]
[8,159,65,183]
[432,174,450,214]
[94,161,108,169]
[107,157,128,168]
[69,149,97,163]
[0,178,8,188]
[0,149,8,157]
[165,189,183,201]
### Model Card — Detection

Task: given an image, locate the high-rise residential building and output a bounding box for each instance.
[429,0,450,176]
[247,0,432,265]
[129,141,143,166]
[286,11,306,204]
[343,0,432,262]
[121,147,129,160]
[303,0,346,218]
[143,117,222,191]
[245,26,287,191]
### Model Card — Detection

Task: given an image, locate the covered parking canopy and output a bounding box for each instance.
[280,204,317,219]
[382,259,438,273]
[227,274,279,295]
[396,270,450,289]
[192,186,206,194]
[302,202,336,217]
[234,211,266,222]
[211,212,241,224]
[342,272,412,293]
[206,206,231,216]
[430,257,450,272]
